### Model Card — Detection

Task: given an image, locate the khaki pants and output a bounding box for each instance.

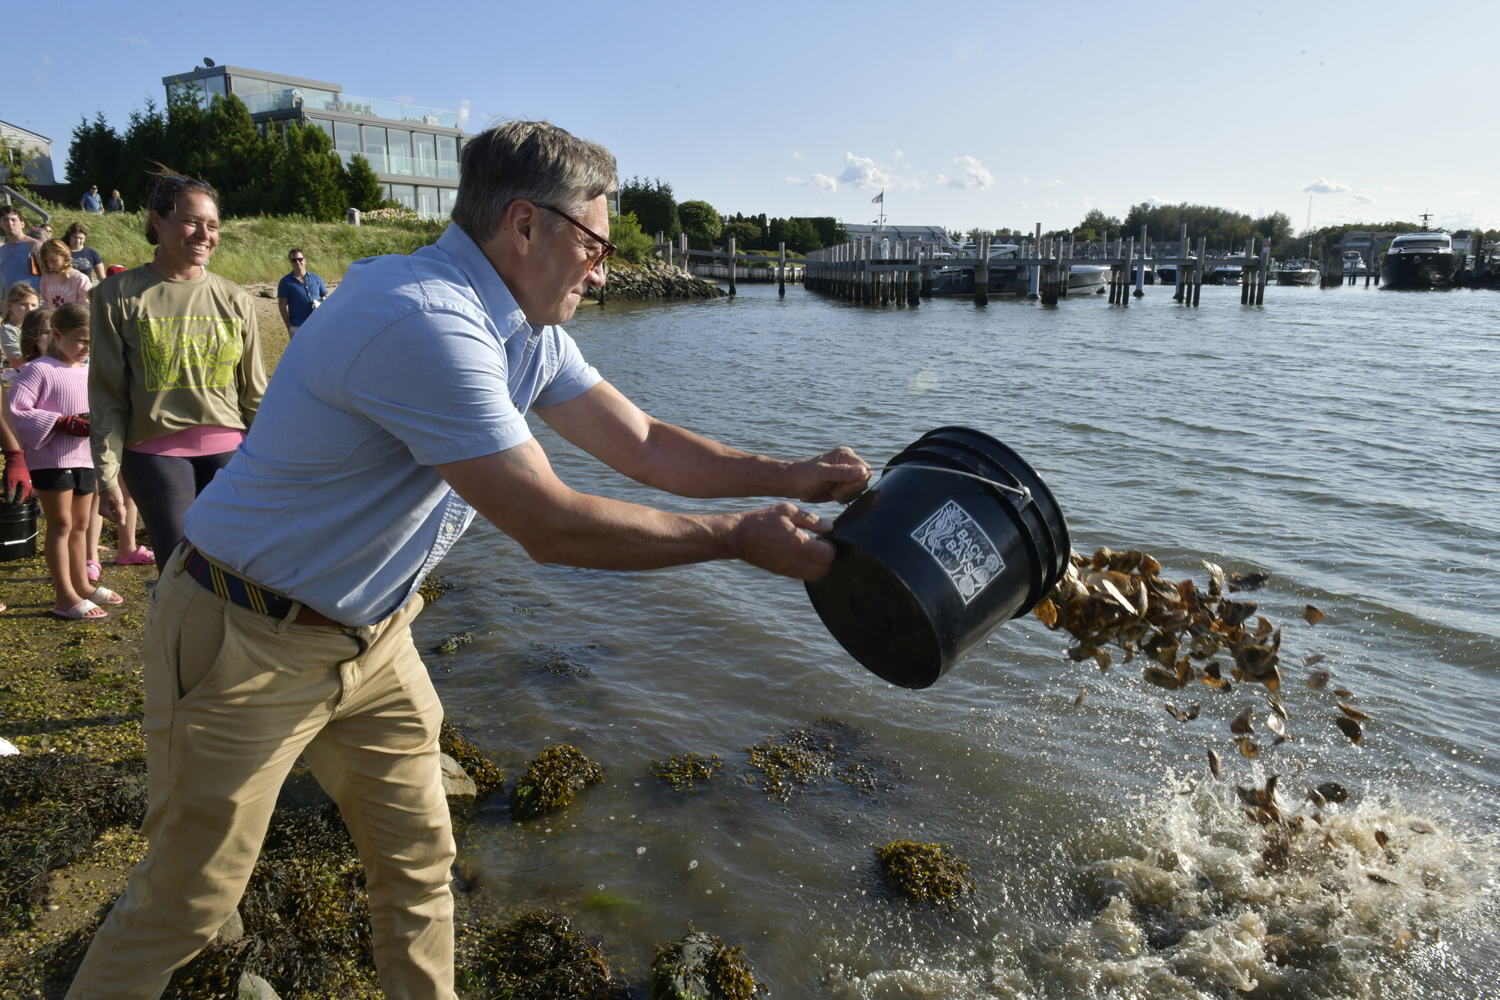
[67,546,455,999]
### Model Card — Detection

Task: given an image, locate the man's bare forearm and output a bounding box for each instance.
[441,445,737,569]
[626,419,793,499]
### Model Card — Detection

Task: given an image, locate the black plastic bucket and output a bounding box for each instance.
[805,427,1069,689]
[0,498,41,562]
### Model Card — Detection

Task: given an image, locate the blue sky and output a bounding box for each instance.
[6,1,1493,232]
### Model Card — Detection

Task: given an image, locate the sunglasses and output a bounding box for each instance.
[533,202,615,270]
[290,257,305,263]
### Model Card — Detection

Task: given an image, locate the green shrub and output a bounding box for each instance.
[609,210,655,265]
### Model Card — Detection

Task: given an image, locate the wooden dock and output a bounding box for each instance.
[651,235,803,296]
[801,225,1274,307]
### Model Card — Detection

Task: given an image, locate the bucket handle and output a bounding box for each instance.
[882,463,1033,509]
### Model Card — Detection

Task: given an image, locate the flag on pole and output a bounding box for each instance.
[871,191,884,204]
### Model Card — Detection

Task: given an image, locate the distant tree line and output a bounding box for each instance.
[619,177,847,255]
[65,89,395,222]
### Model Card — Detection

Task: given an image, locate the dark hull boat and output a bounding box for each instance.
[1379,233,1461,290]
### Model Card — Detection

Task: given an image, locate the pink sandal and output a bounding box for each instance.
[51,600,108,621]
[115,545,155,566]
[86,560,102,582]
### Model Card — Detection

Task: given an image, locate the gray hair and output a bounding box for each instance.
[450,120,617,244]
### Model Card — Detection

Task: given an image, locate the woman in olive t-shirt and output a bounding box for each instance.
[90,173,267,569]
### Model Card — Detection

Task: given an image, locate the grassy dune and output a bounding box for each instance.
[26,205,446,285]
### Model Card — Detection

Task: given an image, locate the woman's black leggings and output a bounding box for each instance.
[119,450,236,570]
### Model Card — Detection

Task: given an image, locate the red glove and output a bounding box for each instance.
[2,449,31,504]
[57,414,91,437]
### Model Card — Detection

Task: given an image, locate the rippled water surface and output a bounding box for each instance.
[422,282,1500,997]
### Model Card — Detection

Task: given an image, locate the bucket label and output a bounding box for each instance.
[910,499,1005,605]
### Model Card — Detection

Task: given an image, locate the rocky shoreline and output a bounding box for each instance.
[585,258,726,301]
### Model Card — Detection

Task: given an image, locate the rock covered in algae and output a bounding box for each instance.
[417,575,458,604]
[743,717,897,803]
[435,631,474,654]
[439,721,505,798]
[874,839,975,903]
[651,752,721,792]
[649,926,765,1000]
[510,743,604,821]
[472,908,627,999]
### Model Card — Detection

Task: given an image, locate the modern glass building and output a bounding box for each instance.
[162,65,464,219]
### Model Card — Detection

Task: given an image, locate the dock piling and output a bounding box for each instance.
[728,237,736,296]
[778,242,786,297]
[976,236,990,306]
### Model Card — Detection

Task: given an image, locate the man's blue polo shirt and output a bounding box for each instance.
[186,224,602,625]
[277,271,329,326]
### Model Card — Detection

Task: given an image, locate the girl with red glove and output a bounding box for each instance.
[8,303,123,619]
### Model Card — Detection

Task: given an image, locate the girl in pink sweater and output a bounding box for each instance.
[9,302,123,619]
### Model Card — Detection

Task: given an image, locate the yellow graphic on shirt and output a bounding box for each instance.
[138,316,243,391]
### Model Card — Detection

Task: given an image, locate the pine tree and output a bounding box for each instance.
[275,123,348,222]
[64,112,123,200]
[342,154,388,212]
[201,94,268,216]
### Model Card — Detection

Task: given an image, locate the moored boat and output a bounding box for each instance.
[1275,260,1320,285]
[1379,232,1462,289]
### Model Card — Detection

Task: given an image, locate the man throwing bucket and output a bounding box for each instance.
[67,120,870,999]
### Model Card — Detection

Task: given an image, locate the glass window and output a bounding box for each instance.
[228,75,337,115]
[416,187,441,220]
[361,125,387,173]
[334,122,361,169]
[389,184,416,211]
[308,118,334,139]
[413,133,438,178]
[387,129,413,176]
[440,187,458,217]
[437,135,459,180]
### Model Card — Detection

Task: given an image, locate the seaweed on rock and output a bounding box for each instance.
[472,909,628,999]
[650,926,765,1000]
[510,744,604,821]
[874,840,974,903]
[439,722,506,798]
[743,717,897,803]
[651,752,721,793]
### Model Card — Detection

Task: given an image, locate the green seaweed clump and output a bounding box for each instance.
[650,925,765,1000]
[0,753,147,932]
[472,908,627,999]
[439,722,505,798]
[652,752,721,793]
[435,631,474,654]
[873,840,974,903]
[417,576,458,604]
[510,744,604,821]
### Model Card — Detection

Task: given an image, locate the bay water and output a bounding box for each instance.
[422,281,1500,998]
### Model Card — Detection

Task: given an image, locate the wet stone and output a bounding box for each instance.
[439,722,505,799]
[435,632,473,655]
[649,926,765,1000]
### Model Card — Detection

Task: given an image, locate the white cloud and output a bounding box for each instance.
[936,155,993,190]
[837,152,891,189]
[1350,192,1377,204]
[458,100,470,127]
[1382,185,1400,193]
[791,150,806,161]
[396,93,415,104]
[117,36,149,46]
[1043,178,1062,188]
[786,173,840,193]
[1456,189,1479,197]
[1303,177,1350,194]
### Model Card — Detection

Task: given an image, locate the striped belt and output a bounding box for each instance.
[184,548,297,618]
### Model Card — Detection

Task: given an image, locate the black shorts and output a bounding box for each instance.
[30,466,97,495]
